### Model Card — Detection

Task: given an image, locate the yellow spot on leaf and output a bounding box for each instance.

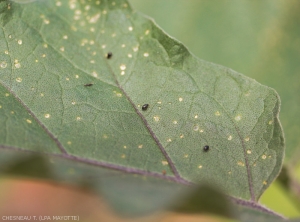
[0,61,7,69]
[162,161,168,166]
[92,71,98,77]
[235,115,242,121]
[237,161,244,166]
[16,77,22,82]
[120,64,126,70]
[153,116,160,122]
[14,62,21,69]
[263,181,267,185]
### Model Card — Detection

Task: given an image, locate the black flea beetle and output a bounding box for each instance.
[106,52,113,59]
[203,145,209,152]
[142,104,149,111]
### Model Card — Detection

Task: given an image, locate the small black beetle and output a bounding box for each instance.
[203,145,209,152]
[84,83,93,87]
[142,104,149,111]
[106,52,113,59]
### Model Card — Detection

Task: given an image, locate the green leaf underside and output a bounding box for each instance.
[0,0,284,210]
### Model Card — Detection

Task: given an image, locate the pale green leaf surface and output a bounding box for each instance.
[0,0,284,215]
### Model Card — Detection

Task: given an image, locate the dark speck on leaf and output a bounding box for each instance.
[106,52,112,59]
[142,104,149,111]
[84,83,93,87]
[203,145,209,152]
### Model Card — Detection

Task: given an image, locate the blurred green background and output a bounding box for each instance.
[129,0,300,218]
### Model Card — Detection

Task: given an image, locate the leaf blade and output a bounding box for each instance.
[0,0,285,214]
